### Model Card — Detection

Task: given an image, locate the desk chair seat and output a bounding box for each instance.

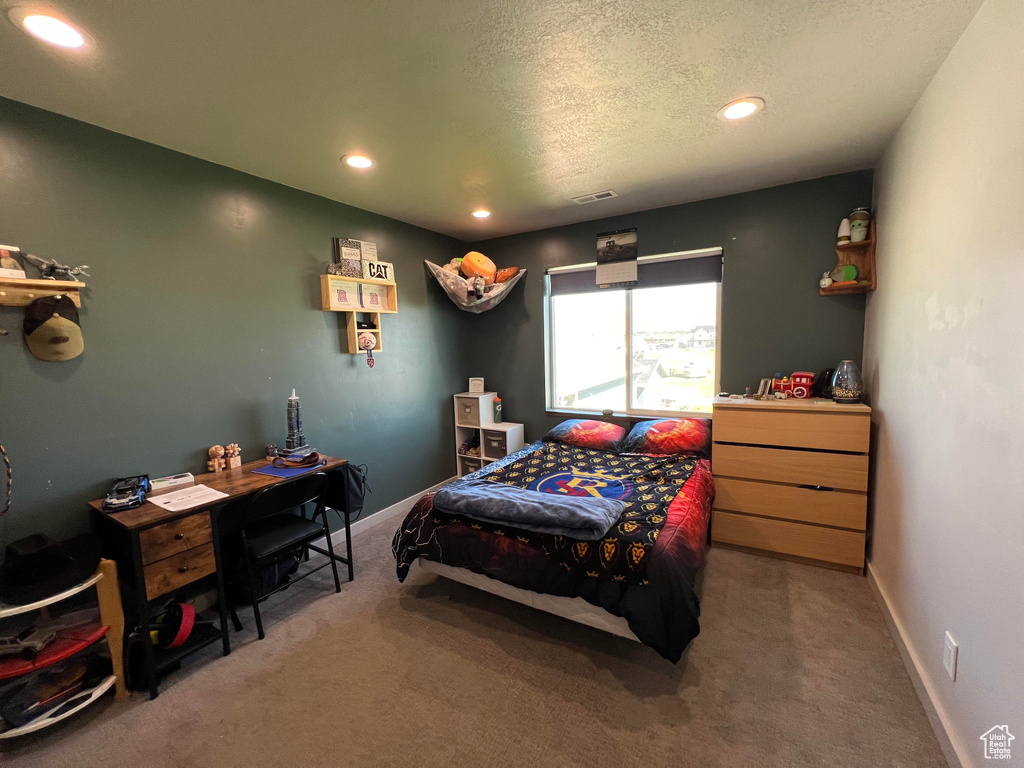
[238,472,341,640]
[245,515,325,562]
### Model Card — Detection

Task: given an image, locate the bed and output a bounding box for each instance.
[392,418,714,662]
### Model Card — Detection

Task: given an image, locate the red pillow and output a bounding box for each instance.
[541,419,626,451]
[620,418,711,456]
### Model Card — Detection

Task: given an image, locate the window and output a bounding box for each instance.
[546,250,721,417]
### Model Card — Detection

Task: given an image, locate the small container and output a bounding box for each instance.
[493,397,503,423]
[849,207,870,243]
[837,218,851,244]
[831,360,863,403]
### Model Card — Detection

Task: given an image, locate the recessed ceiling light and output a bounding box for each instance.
[472,210,491,219]
[9,9,87,48]
[342,154,373,169]
[717,97,765,121]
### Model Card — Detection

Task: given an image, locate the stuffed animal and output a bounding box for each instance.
[820,271,833,289]
[460,251,496,285]
[442,258,462,274]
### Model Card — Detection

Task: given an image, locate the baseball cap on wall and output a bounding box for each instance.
[23,294,84,362]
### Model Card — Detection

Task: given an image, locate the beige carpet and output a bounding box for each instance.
[2,519,945,767]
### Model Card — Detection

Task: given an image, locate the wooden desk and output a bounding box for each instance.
[90,456,347,698]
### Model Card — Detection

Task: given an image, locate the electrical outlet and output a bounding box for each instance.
[943,631,958,680]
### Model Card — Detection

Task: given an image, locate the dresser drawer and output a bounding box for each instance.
[714,407,870,453]
[712,510,865,568]
[482,430,507,458]
[714,478,867,530]
[712,444,868,492]
[139,512,213,565]
[144,542,217,600]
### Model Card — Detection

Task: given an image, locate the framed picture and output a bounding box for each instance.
[468,377,484,393]
[0,245,26,279]
[756,378,772,400]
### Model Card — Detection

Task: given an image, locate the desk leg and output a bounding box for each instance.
[344,509,354,582]
[131,536,159,700]
[211,507,231,657]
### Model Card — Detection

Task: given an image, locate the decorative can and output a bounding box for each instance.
[831,360,863,403]
[849,207,870,243]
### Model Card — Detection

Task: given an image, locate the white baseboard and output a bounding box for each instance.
[866,561,964,768]
[318,475,456,549]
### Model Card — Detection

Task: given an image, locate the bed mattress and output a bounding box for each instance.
[393,441,714,662]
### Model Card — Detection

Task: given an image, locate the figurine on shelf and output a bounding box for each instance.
[224,443,241,469]
[22,253,90,282]
[790,371,816,399]
[265,444,278,461]
[207,445,226,473]
[820,270,833,289]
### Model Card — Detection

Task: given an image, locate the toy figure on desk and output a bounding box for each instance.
[207,445,225,473]
[224,443,241,469]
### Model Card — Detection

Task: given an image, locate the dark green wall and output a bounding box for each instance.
[0,97,465,544]
[464,171,872,441]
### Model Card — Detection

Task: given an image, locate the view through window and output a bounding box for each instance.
[549,282,718,415]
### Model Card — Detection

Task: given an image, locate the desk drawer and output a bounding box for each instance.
[712,444,868,492]
[139,512,213,565]
[144,542,216,600]
[714,478,867,530]
[713,407,870,453]
[712,510,865,568]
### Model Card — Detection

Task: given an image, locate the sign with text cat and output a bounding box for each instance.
[362,260,394,282]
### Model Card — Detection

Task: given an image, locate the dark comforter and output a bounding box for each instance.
[392,442,714,662]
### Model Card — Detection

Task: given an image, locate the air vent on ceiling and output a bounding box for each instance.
[571,189,618,205]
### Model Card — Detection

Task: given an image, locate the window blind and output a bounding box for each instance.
[547,248,723,296]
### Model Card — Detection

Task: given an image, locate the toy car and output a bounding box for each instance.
[102,475,152,511]
[0,626,57,659]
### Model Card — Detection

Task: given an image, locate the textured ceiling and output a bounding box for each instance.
[0,1,982,240]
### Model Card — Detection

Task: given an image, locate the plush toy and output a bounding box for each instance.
[495,266,519,283]
[820,271,833,289]
[442,258,462,274]
[460,251,496,285]
[830,264,859,283]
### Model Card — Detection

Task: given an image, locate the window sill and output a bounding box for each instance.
[546,408,713,423]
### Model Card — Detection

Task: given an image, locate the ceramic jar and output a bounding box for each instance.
[849,207,870,243]
[831,360,863,403]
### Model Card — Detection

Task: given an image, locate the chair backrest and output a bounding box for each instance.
[243,472,329,526]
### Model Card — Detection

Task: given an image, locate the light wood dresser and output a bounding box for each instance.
[711,396,871,573]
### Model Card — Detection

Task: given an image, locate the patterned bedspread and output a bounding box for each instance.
[392,442,715,662]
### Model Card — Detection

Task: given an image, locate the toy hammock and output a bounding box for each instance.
[425,261,526,314]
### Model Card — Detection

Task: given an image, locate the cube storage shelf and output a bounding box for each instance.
[453,392,524,477]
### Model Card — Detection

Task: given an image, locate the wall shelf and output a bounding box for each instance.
[0,277,85,308]
[820,220,876,296]
[320,274,397,355]
[320,274,397,313]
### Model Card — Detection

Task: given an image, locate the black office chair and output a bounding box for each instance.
[239,472,341,639]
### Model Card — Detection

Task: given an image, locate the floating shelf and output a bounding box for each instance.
[345,312,383,354]
[821,220,877,296]
[320,274,398,355]
[0,277,86,308]
[320,274,397,314]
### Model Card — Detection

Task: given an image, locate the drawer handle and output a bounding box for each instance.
[798,485,835,492]
[178,566,189,574]
[175,533,185,540]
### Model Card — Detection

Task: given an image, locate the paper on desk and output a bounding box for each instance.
[147,484,228,512]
